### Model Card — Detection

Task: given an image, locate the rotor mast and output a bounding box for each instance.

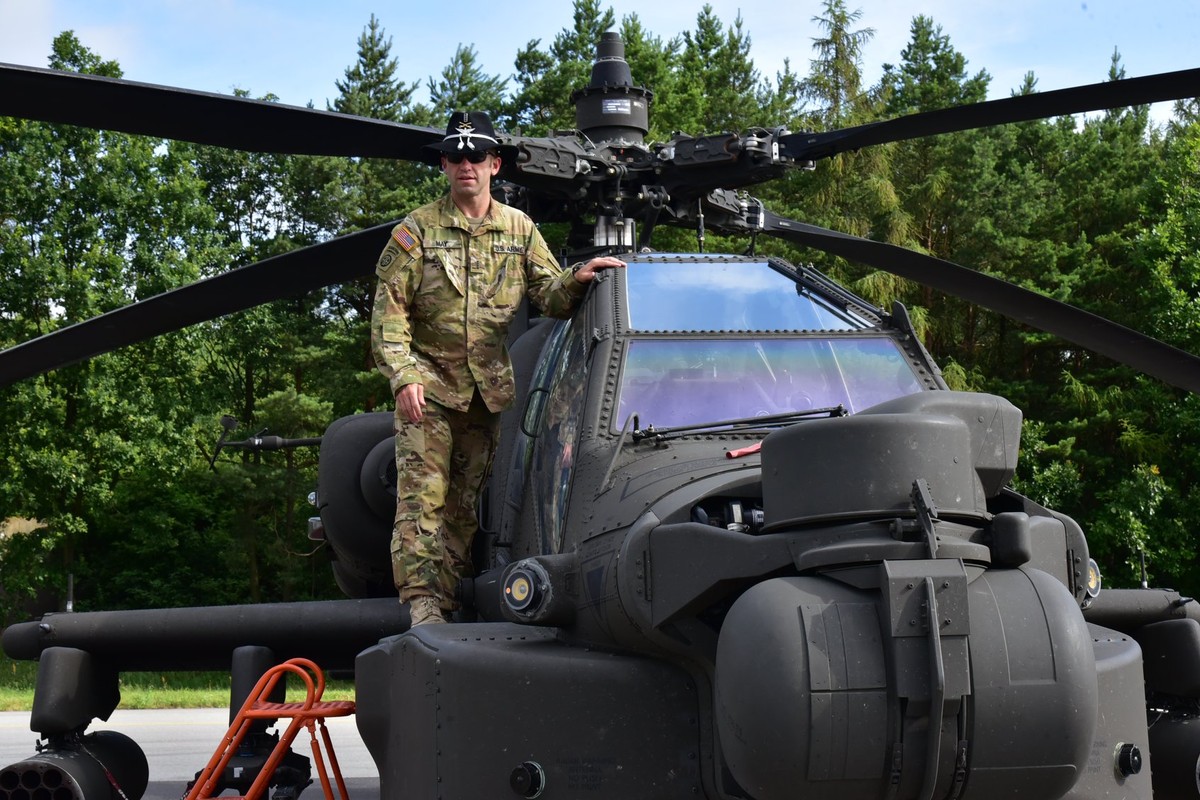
[573,33,653,251]
[573,32,652,145]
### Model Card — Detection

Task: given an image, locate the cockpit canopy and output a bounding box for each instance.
[616,257,927,429]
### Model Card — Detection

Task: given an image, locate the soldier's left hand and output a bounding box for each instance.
[573,256,627,283]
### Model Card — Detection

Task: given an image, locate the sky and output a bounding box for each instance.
[1,0,1197,125]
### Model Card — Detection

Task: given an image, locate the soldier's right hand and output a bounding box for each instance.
[398,383,426,424]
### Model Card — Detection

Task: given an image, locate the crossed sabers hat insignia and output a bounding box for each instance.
[452,121,479,150]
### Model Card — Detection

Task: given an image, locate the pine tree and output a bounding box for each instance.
[509,0,616,133]
[773,0,897,302]
[877,15,991,366]
[330,14,417,122]
[801,0,875,128]
[427,45,507,120]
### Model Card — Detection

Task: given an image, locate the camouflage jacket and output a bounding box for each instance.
[371,194,586,413]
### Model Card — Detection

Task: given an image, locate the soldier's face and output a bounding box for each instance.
[442,151,500,203]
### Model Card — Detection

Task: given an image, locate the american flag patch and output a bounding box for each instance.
[392,225,417,251]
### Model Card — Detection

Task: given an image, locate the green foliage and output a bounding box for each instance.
[1011,419,1083,513]
[801,0,876,126]
[509,0,617,133]
[330,15,418,122]
[672,8,766,132]
[0,654,355,710]
[762,0,896,286]
[79,467,242,609]
[427,45,508,119]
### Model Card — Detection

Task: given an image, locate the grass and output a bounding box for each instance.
[0,657,355,712]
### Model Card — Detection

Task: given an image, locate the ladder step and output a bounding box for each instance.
[246,700,356,717]
[185,657,355,800]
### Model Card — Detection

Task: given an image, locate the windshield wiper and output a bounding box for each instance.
[631,405,847,443]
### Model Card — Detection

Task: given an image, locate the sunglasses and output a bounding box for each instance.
[445,150,493,164]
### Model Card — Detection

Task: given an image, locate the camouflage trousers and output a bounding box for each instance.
[391,390,500,611]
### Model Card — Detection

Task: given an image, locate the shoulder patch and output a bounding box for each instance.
[392,225,418,252]
[376,239,417,279]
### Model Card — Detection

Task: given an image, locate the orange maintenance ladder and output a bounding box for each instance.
[186,657,356,800]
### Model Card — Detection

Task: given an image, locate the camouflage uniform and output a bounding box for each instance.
[371,194,587,610]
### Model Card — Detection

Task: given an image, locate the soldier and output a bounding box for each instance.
[371,111,625,626]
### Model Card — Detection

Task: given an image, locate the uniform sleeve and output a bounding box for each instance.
[523,225,587,319]
[370,220,425,397]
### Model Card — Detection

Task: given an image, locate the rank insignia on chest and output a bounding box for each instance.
[392,225,417,252]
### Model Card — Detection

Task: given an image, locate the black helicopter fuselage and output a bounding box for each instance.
[337,253,1192,800]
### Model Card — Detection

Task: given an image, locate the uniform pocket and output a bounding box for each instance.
[380,317,408,343]
[426,251,466,296]
[483,255,525,310]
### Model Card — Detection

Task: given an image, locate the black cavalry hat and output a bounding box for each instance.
[425,110,503,154]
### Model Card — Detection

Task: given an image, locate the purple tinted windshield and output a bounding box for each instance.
[616,337,924,428]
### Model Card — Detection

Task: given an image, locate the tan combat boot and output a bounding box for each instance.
[409,595,447,626]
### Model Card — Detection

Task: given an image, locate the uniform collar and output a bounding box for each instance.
[435,194,505,233]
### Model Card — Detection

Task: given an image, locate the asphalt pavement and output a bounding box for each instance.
[0,707,381,799]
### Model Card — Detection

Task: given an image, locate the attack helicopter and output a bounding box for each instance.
[3,28,1200,800]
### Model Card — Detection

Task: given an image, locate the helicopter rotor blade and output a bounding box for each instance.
[760,210,1200,395]
[0,62,441,159]
[0,224,391,387]
[781,67,1200,162]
